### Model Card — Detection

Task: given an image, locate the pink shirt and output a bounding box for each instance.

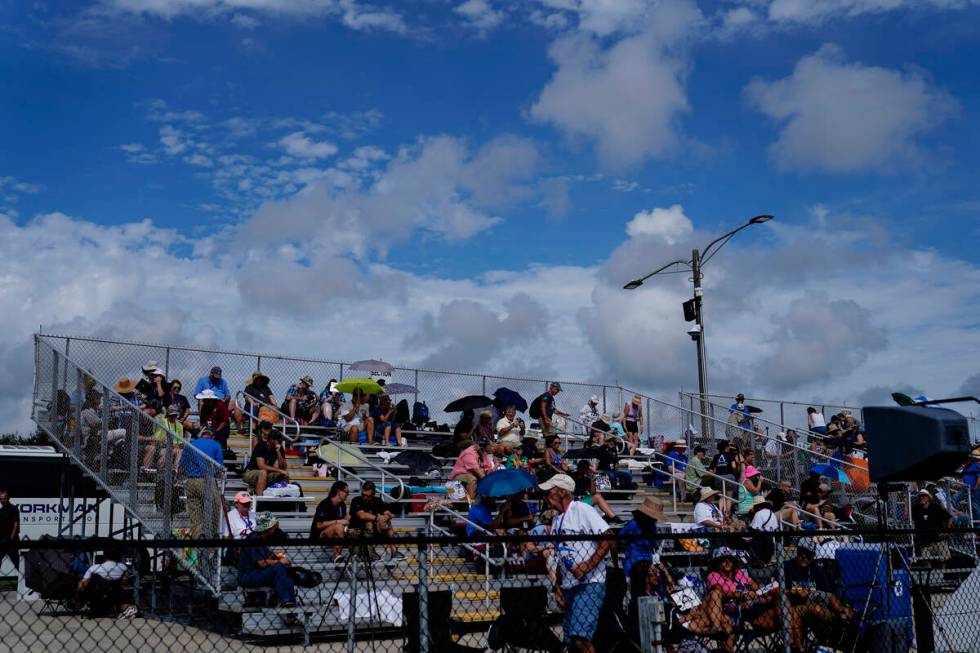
[450,446,493,478]
[707,569,752,595]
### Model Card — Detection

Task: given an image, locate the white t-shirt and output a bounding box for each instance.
[750,508,779,532]
[553,501,609,589]
[693,501,722,527]
[810,412,826,428]
[496,416,518,435]
[223,509,255,539]
[83,560,128,581]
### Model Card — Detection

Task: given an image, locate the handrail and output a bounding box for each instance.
[234,391,302,444]
[427,503,504,607]
[316,435,406,505]
[696,391,854,413]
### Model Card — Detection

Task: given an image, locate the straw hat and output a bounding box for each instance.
[750,495,771,510]
[114,377,136,393]
[300,375,314,386]
[195,388,220,401]
[632,394,642,405]
[249,370,270,385]
[699,487,721,501]
[634,496,666,521]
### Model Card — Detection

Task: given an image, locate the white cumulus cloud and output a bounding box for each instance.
[625,204,693,244]
[278,131,339,160]
[744,44,959,172]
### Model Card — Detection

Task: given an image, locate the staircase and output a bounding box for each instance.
[31,335,225,594]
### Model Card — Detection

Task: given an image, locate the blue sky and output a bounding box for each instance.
[1,0,979,431]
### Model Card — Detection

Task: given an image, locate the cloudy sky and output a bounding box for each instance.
[1,0,979,432]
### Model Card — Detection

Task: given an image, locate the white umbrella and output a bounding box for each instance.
[349,359,394,376]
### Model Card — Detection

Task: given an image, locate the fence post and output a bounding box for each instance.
[164,346,171,378]
[482,375,486,397]
[602,387,607,413]
[775,536,793,653]
[780,402,785,428]
[339,363,345,381]
[417,528,430,653]
[162,427,174,536]
[414,369,419,406]
[100,386,109,482]
[74,367,83,458]
[346,554,359,653]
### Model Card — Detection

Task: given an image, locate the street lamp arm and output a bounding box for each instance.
[623,258,691,289]
[700,214,773,264]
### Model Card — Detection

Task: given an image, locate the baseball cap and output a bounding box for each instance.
[549,382,562,391]
[538,473,575,492]
[234,491,253,504]
[210,366,222,377]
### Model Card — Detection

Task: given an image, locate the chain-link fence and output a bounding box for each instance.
[32,336,225,594]
[4,527,980,652]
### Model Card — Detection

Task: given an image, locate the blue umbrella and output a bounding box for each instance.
[810,463,851,485]
[476,469,537,498]
[493,387,528,413]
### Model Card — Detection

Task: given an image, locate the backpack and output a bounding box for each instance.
[528,394,545,420]
[412,401,430,427]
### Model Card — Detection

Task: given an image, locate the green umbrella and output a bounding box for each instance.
[891,392,915,406]
[335,378,383,395]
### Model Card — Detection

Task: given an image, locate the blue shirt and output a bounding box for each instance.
[466,503,494,536]
[620,518,661,574]
[964,462,980,488]
[238,532,272,573]
[730,402,750,416]
[537,392,555,418]
[666,450,687,472]
[194,376,230,400]
[179,436,224,477]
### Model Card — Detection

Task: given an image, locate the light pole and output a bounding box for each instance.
[624,214,773,439]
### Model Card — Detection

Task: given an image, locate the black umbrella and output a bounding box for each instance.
[393,450,442,475]
[492,387,528,413]
[562,446,608,460]
[445,395,493,413]
[746,405,764,414]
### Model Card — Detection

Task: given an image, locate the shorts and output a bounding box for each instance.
[921,541,951,560]
[242,469,287,489]
[625,420,638,434]
[451,473,477,487]
[562,582,604,642]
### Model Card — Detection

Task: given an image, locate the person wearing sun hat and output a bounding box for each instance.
[238,511,298,620]
[620,496,667,574]
[196,388,231,452]
[622,393,643,450]
[284,374,320,425]
[694,487,725,531]
[539,472,611,651]
[736,464,763,515]
[243,370,276,419]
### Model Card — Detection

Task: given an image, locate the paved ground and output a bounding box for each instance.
[1,591,417,653]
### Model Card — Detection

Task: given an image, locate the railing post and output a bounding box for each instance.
[162,427,174,535]
[128,409,139,514]
[339,363,344,381]
[100,386,109,482]
[779,402,785,428]
[775,536,793,653]
[50,349,60,431]
[74,368,83,458]
[417,528,430,653]
[414,369,419,406]
[256,355,262,371]
[482,375,486,397]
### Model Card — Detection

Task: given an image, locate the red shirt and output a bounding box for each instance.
[200,401,230,431]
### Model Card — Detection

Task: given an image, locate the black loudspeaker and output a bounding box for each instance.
[863,406,971,482]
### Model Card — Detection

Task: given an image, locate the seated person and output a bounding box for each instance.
[519,509,557,576]
[628,558,731,650]
[466,495,501,536]
[143,405,185,471]
[242,429,289,496]
[283,375,320,425]
[371,395,404,447]
[449,436,495,501]
[238,512,300,626]
[338,389,374,444]
[243,371,276,418]
[223,491,255,540]
[349,481,404,563]
[765,480,801,529]
[495,405,526,448]
[707,548,800,652]
[621,497,666,574]
[497,490,536,533]
[693,487,727,532]
[541,435,569,478]
[77,546,135,618]
[594,435,634,489]
[785,539,853,632]
[311,481,350,563]
[572,460,622,523]
[318,380,343,428]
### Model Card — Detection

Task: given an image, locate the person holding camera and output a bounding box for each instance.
[496,404,526,448]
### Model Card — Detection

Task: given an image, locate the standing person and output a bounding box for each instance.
[243,428,290,497]
[540,473,611,653]
[729,393,750,417]
[535,382,569,436]
[623,394,643,450]
[223,492,255,540]
[579,395,601,434]
[349,481,405,563]
[806,407,827,435]
[178,429,224,538]
[311,481,350,563]
[952,452,980,520]
[0,490,20,572]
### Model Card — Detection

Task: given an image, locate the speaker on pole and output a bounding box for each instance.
[863,406,971,483]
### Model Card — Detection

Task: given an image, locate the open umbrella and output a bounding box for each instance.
[393,450,441,475]
[384,382,419,396]
[349,359,394,376]
[445,395,493,413]
[476,469,536,498]
[335,378,384,395]
[562,446,608,461]
[492,387,528,413]
[317,442,364,467]
[810,463,851,484]
[746,405,764,414]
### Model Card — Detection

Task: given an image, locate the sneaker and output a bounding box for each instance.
[387,551,406,562]
[606,515,626,525]
[118,606,138,619]
[333,553,346,564]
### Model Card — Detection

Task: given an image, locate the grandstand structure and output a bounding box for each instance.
[27,333,980,646]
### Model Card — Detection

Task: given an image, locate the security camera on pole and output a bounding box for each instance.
[624,214,773,439]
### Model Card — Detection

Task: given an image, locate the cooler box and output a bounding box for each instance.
[836,544,912,624]
[845,454,870,492]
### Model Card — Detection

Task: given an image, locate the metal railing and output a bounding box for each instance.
[426,505,504,608]
[32,335,225,595]
[233,391,302,444]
